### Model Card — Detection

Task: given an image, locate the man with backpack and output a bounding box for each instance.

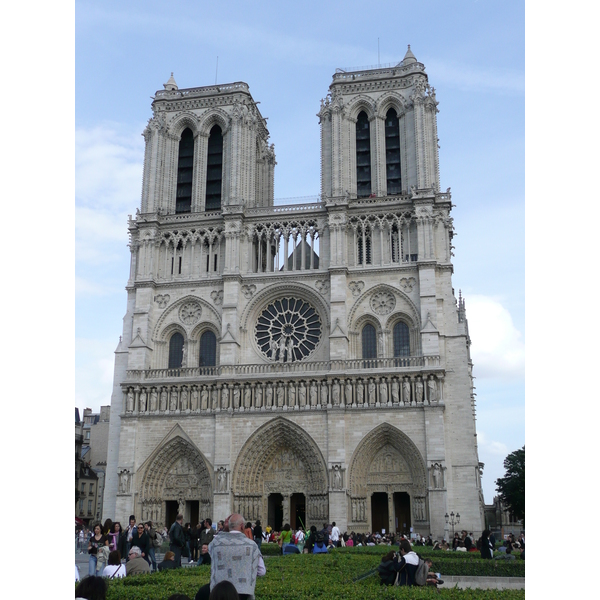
[313,529,328,554]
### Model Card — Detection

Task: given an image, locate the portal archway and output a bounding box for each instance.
[232,417,328,529]
[138,434,213,527]
[348,423,428,533]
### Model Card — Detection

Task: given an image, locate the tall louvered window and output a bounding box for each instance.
[168,332,184,369]
[205,125,223,211]
[362,323,377,367]
[385,108,401,195]
[393,322,410,356]
[356,111,371,198]
[199,330,217,367]
[176,128,194,213]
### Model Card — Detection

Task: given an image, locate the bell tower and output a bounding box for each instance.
[318,46,440,199]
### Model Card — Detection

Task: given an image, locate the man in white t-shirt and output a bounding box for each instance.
[330,522,341,547]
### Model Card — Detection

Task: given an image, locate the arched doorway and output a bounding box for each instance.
[139,434,213,528]
[232,417,328,530]
[349,423,428,533]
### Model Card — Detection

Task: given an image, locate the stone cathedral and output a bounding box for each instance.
[104,47,485,540]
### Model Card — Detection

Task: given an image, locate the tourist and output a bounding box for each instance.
[197,543,212,565]
[169,514,186,567]
[244,522,254,540]
[87,522,109,577]
[124,515,136,556]
[158,550,178,571]
[109,522,127,559]
[396,539,419,586]
[75,575,107,600]
[479,530,494,559]
[126,546,151,575]
[279,523,293,549]
[330,521,341,547]
[195,513,265,600]
[130,522,151,565]
[207,580,240,600]
[102,550,126,578]
[144,521,159,571]
[304,525,317,553]
[253,519,263,550]
[377,550,400,585]
[200,518,215,549]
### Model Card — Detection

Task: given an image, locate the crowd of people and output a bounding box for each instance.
[75,514,524,599]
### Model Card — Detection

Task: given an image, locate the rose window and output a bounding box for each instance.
[255,297,322,362]
[370,291,396,315]
[179,301,202,325]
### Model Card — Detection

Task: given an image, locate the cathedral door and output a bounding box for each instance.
[371,492,389,534]
[188,500,199,528]
[290,493,306,530]
[394,492,411,534]
[268,493,284,531]
[165,500,179,528]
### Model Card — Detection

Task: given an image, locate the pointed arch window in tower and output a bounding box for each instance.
[385,108,402,195]
[205,125,223,211]
[393,321,410,359]
[362,323,377,367]
[176,128,194,213]
[168,332,185,369]
[199,330,217,367]
[356,111,371,198]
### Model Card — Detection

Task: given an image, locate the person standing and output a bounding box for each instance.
[144,521,159,572]
[330,522,341,547]
[253,520,263,550]
[124,515,136,556]
[199,518,214,549]
[169,514,186,567]
[87,523,109,577]
[130,523,151,565]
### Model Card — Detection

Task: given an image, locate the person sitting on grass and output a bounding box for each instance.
[423,558,444,586]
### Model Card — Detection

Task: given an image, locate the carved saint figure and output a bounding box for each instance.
[180,387,189,411]
[201,386,209,410]
[379,379,388,404]
[333,466,342,489]
[150,388,158,412]
[427,376,438,402]
[432,463,442,489]
[278,335,286,363]
[277,383,285,407]
[233,385,240,409]
[415,379,424,404]
[298,382,306,407]
[126,389,134,412]
[391,379,399,404]
[159,387,168,411]
[211,386,218,410]
[169,388,178,411]
[368,380,376,404]
[321,381,328,405]
[403,379,411,404]
[345,380,353,405]
[269,335,279,361]
[356,381,364,405]
[191,387,199,411]
[217,469,227,493]
[309,382,317,406]
[266,383,273,407]
[244,385,252,408]
[288,382,296,407]
[139,389,147,412]
[332,381,340,405]
[255,385,262,408]
[221,384,229,409]
[286,336,295,363]
[119,470,130,494]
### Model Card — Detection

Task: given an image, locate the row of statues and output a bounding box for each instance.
[124,375,441,414]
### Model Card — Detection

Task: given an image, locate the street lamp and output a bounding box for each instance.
[445,511,460,539]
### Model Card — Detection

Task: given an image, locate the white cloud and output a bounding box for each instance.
[466,295,525,381]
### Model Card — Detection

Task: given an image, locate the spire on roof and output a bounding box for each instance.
[164,72,178,91]
[401,44,417,65]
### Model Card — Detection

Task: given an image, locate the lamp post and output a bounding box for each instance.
[445,511,460,540]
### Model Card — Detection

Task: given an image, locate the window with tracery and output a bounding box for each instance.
[393,322,410,357]
[176,128,194,214]
[199,330,217,367]
[356,111,371,198]
[385,108,401,195]
[362,323,377,363]
[168,332,184,369]
[255,298,322,362]
[205,125,223,211]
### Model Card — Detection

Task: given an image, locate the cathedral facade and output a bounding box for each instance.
[104,47,485,540]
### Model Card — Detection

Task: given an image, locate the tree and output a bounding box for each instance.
[495,446,525,524]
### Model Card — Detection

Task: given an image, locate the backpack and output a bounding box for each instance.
[313,540,328,553]
[153,532,162,548]
[413,558,430,586]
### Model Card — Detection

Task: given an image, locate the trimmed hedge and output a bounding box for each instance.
[94,551,524,600]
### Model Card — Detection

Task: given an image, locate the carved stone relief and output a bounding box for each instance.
[179,301,202,325]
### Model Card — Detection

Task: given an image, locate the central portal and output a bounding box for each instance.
[371,492,389,534]
[290,493,306,530]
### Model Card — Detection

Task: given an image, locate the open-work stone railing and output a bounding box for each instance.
[121,361,444,416]
[127,356,440,382]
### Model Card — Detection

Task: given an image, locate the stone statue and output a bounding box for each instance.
[201,386,209,410]
[286,336,295,362]
[415,379,424,403]
[211,386,218,409]
[126,389,134,412]
[277,383,285,407]
[310,382,317,406]
[403,380,411,404]
[119,470,130,494]
[298,382,306,407]
[169,388,178,411]
[427,376,438,402]
[181,343,187,368]
[321,381,328,405]
[244,385,252,408]
[150,388,158,412]
[332,466,342,489]
[368,380,376,404]
[221,384,229,409]
[345,380,353,405]
[379,379,388,404]
[255,385,262,408]
[391,379,399,404]
[288,382,296,407]
[233,385,240,409]
[356,381,364,405]
[159,387,167,411]
[139,389,147,412]
[191,387,199,411]
[278,335,286,363]
[180,387,189,411]
[266,383,273,407]
[432,463,442,488]
[332,381,340,405]
[269,335,278,361]
[217,469,227,493]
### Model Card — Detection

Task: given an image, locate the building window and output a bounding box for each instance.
[362,323,377,366]
[168,332,185,369]
[357,231,372,265]
[356,111,371,198]
[385,108,401,194]
[85,431,90,440]
[393,322,410,358]
[88,500,93,515]
[205,125,223,211]
[79,499,84,513]
[81,483,86,494]
[89,484,94,495]
[176,128,194,214]
[199,330,217,367]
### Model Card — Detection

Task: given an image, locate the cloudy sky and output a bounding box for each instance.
[72,0,525,504]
